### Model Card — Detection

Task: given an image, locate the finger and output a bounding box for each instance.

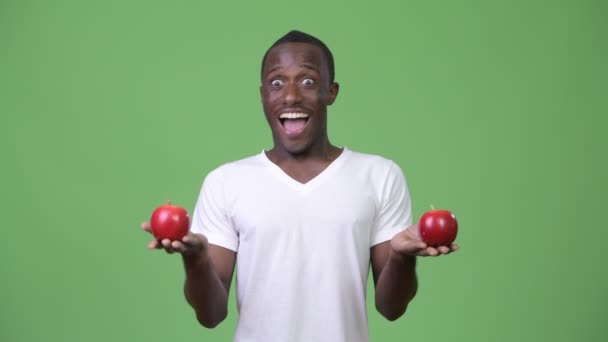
[141,222,152,232]
[425,247,439,257]
[161,239,172,248]
[147,240,160,249]
[451,243,460,252]
[171,240,187,253]
[437,246,450,254]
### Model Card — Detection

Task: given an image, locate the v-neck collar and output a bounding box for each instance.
[260,147,350,192]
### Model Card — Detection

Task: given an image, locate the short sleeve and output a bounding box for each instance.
[370,161,412,246]
[190,169,239,251]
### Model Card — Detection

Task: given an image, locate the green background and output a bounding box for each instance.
[2,0,606,341]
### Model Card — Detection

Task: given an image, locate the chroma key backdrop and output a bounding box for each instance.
[1,0,606,341]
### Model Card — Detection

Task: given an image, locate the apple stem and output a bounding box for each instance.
[166,199,171,205]
[430,204,435,210]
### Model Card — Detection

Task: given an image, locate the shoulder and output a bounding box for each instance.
[344,148,404,176]
[342,148,409,197]
[205,152,266,181]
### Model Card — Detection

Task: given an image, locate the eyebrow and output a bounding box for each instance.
[266,62,320,75]
[267,65,283,74]
[301,63,320,73]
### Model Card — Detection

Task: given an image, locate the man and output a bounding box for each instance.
[142,30,458,342]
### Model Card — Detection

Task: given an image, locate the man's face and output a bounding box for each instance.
[260,42,338,155]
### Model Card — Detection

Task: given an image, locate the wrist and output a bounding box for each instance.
[389,247,416,266]
[182,250,210,270]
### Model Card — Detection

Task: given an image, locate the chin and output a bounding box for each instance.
[284,144,310,155]
[280,139,313,156]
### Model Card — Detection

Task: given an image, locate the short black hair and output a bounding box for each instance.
[261,30,335,83]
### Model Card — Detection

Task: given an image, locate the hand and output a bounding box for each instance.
[141,221,209,257]
[390,223,459,257]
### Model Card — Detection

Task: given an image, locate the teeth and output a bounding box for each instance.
[279,112,309,119]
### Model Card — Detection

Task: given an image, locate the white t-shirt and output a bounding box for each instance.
[190,147,412,342]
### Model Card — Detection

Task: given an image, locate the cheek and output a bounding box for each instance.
[263,111,276,127]
[261,91,273,108]
[302,89,324,103]
[313,87,330,101]
[263,91,282,106]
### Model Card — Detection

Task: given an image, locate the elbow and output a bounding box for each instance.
[195,310,227,329]
[377,305,407,322]
[375,288,416,322]
[197,317,220,329]
[383,311,404,322]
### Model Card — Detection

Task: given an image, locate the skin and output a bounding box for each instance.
[142,41,459,327]
[260,42,341,183]
[141,222,234,328]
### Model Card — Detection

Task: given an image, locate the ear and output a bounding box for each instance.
[327,82,340,105]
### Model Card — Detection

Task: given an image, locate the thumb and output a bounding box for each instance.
[141,222,152,233]
[181,233,209,252]
[391,231,427,255]
[406,223,421,240]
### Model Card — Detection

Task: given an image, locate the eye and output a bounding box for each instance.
[301,78,315,86]
[271,79,283,88]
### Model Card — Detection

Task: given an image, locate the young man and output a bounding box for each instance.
[142,30,458,342]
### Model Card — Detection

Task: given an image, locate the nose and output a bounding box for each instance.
[283,82,302,106]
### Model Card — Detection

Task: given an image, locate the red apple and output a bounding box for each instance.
[150,202,190,241]
[418,209,458,247]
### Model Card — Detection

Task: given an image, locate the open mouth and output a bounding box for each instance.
[279,112,309,135]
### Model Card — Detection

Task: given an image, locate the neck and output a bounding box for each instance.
[267,137,341,164]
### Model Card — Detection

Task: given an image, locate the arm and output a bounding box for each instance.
[173,169,237,327]
[371,224,458,321]
[371,241,417,321]
[142,223,236,328]
[181,241,236,328]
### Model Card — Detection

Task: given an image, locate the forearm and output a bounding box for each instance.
[375,250,418,321]
[182,254,228,328]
